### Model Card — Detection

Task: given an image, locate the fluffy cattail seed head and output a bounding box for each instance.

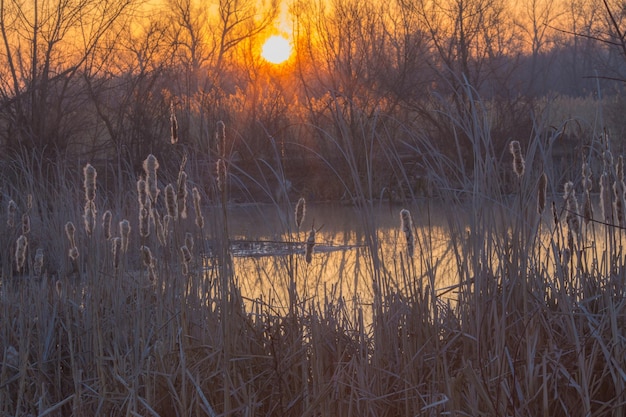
[192,187,204,229]
[509,140,525,178]
[140,245,154,268]
[180,245,192,265]
[185,232,194,251]
[102,210,112,240]
[295,197,306,229]
[137,179,148,208]
[7,199,17,228]
[563,181,580,235]
[143,154,160,203]
[600,172,613,224]
[68,246,79,261]
[33,248,44,276]
[139,206,150,238]
[170,101,178,145]
[83,200,96,236]
[65,222,76,247]
[216,159,226,193]
[165,184,178,219]
[177,170,188,219]
[21,213,30,235]
[111,237,121,270]
[216,120,226,158]
[83,163,97,202]
[119,220,131,252]
[15,234,27,272]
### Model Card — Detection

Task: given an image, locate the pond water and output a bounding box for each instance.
[220,201,459,310]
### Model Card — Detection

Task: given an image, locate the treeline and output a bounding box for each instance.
[0,0,624,200]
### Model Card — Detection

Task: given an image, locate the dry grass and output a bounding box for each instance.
[1,102,626,417]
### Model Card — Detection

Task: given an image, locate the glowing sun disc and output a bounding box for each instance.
[261,35,292,64]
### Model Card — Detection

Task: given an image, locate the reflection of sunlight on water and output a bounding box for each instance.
[223,202,457,311]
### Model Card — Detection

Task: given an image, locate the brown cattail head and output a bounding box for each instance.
[295,197,306,229]
[137,179,148,208]
[83,163,97,202]
[68,246,79,261]
[509,140,525,178]
[305,226,316,264]
[164,184,178,220]
[119,219,131,252]
[15,234,27,272]
[21,213,30,235]
[216,120,226,158]
[180,245,192,265]
[102,210,112,240]
[139,206,150,238]
[83,200,97,236]
[143,154,160,203]
[177,170,188,219]
[155,210,167,246]
[192,187,204,229]
[65,221,76,247]
[216,159,226,194]
[537,172,547,215]
[33,248,44,276]
[140,245,154,268]
[583,190,593,225]
[170,101,178,145]
[111,237,121,270]
[400,208,415,257]
[7,199,17,227]
[185,232,194,251]
[582,162,593,192]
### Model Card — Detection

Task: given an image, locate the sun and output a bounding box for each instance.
[261,35,292,64]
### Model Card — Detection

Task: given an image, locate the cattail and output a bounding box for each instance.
[111,237,121,270]
[216,159,226,193]
[143,154,160,203]
[170,101,178,145]
[65,221,76,247]
[603,150,614,171]
[192,187,204,229]
[582,162,593,192]
[400,208,414,257]
[185,232,194,251]
[537,172,547,215]
[551,201,559,226]
[305,226,316,264]
[69,246,79,261]
[177,170,188,219]
[83,200,96,236]
[216,120,226,158]
[295,197,306,229]
[583,189,593,225]
[155,211,167,246]
[137,178,148,208]
[600,171,613,224]
[563,181,580,235]
[180,245,192,265]
[614,169,626,228]
[55,280,63,298]
[15,234,27,272]
[509,140,525,178]
[102,210,112,240]
[26,194,32,210]
[164,183,178,219]
[33,248,44,276]
[7,199,17,227]
[83,163,97,202]
[140,245,154,268]
[139,206,150,238]
[119,219,131,252]
[21,213,30,235]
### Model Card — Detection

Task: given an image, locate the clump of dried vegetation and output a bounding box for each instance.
[1,106,626,417]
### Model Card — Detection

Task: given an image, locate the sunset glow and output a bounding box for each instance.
[261,35,292,64]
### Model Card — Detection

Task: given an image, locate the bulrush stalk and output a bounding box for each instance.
[537,172,547,215]
[400,208,415,257]
[143,154,160,203]
[7,199,17,227]
[170,101,178,145]
[305,226,316,264]
[177,170,188,219]
[83,163,97,202]
[102,210,112,240]
[165,184,178,220]
[295,197,306,230]
[15,234,27,272]
[119,220,131,252]
[509,140,525,178]
[192,187,204,229]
